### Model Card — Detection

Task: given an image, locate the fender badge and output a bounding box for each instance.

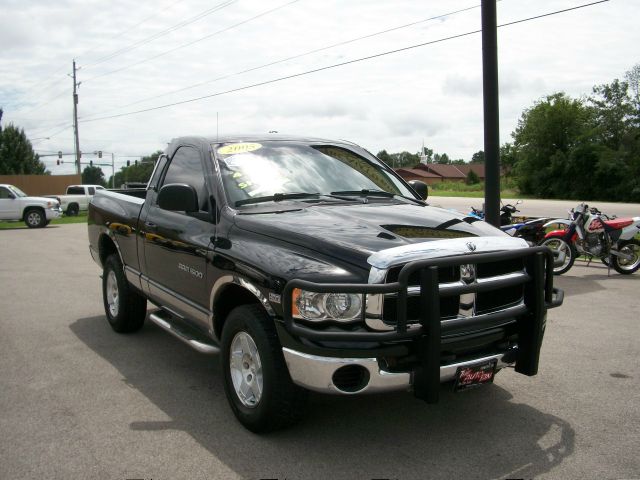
[268,293,281,304]
[466,242,477,252]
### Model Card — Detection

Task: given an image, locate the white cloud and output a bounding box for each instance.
[1,0,639,174]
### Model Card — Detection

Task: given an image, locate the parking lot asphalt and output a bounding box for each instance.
[1,223,639,480]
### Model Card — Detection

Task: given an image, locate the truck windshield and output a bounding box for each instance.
[214,142,415,207]
[8,185,27,197]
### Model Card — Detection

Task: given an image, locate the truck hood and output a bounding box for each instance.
[22,196,60,206]
[233,201,508,269]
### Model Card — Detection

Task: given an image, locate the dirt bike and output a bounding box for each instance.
[540,203,640,275]
[468,200,549,246]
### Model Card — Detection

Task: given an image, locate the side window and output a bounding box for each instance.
[0,187,12,199]
[88,187,96,195]
[67,186,84,195]
[162,147,208,211]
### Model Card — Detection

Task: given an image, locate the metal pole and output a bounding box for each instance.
[481,0,500,227]
[72,60,81,175]
[111,153,115,188]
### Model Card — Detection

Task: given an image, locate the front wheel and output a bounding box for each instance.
[102,254,147,332]
[541,237,576,275]
[612,239,640,275]
[221,304,307,433]
[24,208,46,228]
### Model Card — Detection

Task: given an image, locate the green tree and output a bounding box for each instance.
[108,150,163,187]
[500,143,517,177]
[466,169,480,185]
[421,147,433,162]
[376,149,393,165]
[82,165,106,186]
[434,153,450,164]
[470,150,485,163]
[513,93,595,198]
[0,123,49,175]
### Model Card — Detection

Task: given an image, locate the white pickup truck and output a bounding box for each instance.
[0,184,62,228]
[52,184,105,216]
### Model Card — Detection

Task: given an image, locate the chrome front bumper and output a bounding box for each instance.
[46,208,63,220]
[282,347,514,395]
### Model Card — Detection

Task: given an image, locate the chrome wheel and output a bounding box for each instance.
[26,211,42,227]
[106,270,119,317]
[229,331,263,408]
[617,242,640,272]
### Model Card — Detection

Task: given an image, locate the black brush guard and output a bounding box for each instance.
[282,246,564,403]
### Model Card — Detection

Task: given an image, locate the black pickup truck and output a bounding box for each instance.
[88,135,563,432]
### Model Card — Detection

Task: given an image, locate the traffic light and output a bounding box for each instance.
[90,160,93,166]
[56,159,60,165]
[126,160,130,167]
[134,160,138,166]
[58,151,62,159]
[98,151,102,158]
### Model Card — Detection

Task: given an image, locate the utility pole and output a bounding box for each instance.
[71,60,81,175]
[481,0,500,227]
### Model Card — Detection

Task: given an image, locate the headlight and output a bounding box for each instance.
[292,289,362,322]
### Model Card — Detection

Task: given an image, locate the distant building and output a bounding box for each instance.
[394,168,442,185]
[395,163,488,183]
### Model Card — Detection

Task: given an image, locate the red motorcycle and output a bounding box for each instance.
[540,203,640,275]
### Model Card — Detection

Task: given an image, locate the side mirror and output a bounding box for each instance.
[157,183,199,212]
[8,193,16,199]
[408,180,428,200]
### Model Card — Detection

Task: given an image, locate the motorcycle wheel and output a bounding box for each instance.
[541,238,576,275]
[612,239,640,275]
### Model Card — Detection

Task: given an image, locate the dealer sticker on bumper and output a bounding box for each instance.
[454,360,497,392]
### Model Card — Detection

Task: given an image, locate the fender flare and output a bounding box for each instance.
[209,274,276,338]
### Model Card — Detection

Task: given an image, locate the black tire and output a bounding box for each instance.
[24,208,46,228]
[541,237,576,275]
[66,204,79,216]
[102,254,147,333]
[221,304,308,433]
[612,239,640,275]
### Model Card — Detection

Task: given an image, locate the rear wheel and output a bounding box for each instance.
[24,208,46,228]
[102,254,147,332]
[612,239,640,275]
[541,237,576,275]
[221,304,307,433]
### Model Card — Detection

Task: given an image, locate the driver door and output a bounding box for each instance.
[0,186,20,219]
[141,145,215,333]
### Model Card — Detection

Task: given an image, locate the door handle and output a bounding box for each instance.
[145,221,157,232]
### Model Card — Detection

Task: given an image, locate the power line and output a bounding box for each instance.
[14,87,69,117]
[82,0,301,83]
[29,124,74,142]
[81,0,238,69]
[11,0,188,101]
[102,3,483,111]
[76,0,189,63]
[79,0,610,125]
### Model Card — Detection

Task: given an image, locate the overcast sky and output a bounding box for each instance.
[1,0,638,176]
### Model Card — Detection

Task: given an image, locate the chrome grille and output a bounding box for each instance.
[373,258,526,330]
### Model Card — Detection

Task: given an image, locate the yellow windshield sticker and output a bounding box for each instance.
[217,143,262,155]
